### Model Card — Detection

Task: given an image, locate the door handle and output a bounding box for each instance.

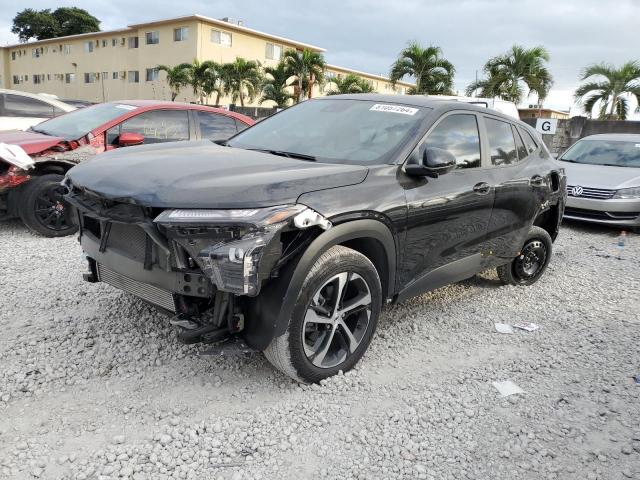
[473,182,491,195]
[530,175,544,187]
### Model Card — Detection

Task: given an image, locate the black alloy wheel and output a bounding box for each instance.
[19,174,78,237]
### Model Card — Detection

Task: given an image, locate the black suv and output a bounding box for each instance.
[65,95,566,383]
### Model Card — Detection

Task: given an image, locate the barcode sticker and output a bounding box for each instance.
[369,104,418,115]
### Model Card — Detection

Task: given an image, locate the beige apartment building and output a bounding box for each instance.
[0,14,413,107]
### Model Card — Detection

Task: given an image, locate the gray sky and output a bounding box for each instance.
[1,0,638,114]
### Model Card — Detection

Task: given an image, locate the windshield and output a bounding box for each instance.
[32,103,138,140]
[560,139,640,168]
[227,99,430,165]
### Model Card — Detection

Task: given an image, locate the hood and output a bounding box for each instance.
[561,160,640,189]
[67,141,369,208]
[0,130,65,156]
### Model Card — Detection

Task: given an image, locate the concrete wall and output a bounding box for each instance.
[522,117,640,155]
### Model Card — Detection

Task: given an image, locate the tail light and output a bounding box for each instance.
[0,165,31,189]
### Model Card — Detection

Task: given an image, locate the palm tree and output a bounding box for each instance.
[283,49,326,102]
[325,73,375,95]
[182,59,220,104]
[574,61,640,120]
[224,58,263,107]
[465,45,553,105]
[390,42,455,95]
[260,62,295,108]
[157,64,190,101]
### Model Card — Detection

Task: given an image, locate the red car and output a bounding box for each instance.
[0,101,254,237]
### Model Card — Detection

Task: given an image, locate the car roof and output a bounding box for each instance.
[314,94,524,124]
[0,88,76,111]
[580,133,640,142]
[106,100,253,124]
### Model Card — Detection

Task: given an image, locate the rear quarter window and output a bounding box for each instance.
[518,127,539,154]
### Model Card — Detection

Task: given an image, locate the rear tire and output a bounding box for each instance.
[19,174,77,237]
[497,226,552,286]
[263,245,382,383]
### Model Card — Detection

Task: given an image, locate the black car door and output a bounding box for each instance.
[398,111,495,299]
[481,115,543,260]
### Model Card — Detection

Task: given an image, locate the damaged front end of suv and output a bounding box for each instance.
[65,183,332,346]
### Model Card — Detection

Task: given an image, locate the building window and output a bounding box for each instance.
[101,39,107,47]
[112,72,119,80]
[84,41,93,53]
[211,29,232,46]
[145,68,159,82]
[145,31,159,45]
[112,38,117,47]
[12,75,20,84]
[11,51,16,60]
[265,43,282,60]
[65,73,75,84]
[128,36,139,49]
[128,70,140,83]
[33,74,44,84]
[32,48,40,58]
[63,44,72,54]
[102,71,108,80]
[84,72,96,83]
[174,27,188,42]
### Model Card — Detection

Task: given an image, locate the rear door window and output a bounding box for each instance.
[197,111,238,141]
[4,94,55,118]
[107,109,190,144]
[485,117,518,166]
[425,114,481,169]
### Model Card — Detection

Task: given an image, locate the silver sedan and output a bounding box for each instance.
[560,133,640,231]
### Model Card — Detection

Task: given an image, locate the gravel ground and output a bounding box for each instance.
[0,219,639,480]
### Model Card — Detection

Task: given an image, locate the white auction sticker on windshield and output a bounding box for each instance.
[369,104,418,115]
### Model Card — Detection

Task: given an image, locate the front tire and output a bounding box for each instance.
[18,174,77,237]
[497,226,552,286]
[263,245,382,383]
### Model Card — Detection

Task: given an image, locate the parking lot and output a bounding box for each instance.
[0,219,639,480]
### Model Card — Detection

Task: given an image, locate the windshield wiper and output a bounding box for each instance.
[560,158,578,163]
[246,148,316,161]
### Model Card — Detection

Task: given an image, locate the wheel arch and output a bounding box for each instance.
[533,202,562,242]
[244,218,396,351]
[32,159,76,176]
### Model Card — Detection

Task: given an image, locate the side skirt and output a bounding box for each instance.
[395,253,483,303]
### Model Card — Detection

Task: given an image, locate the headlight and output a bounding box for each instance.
[155,205,331,296]
[613,187,640,199]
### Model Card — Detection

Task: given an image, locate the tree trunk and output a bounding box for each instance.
[308,74,315,99]
[215,92,221,106]
[298,78,304,103]
[171,91,177,101]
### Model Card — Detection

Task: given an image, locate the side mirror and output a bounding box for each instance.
[118,132,144,147]
[405,146,457,178]
[551,152,559,159]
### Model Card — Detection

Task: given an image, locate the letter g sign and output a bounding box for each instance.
[535,118,558,135]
